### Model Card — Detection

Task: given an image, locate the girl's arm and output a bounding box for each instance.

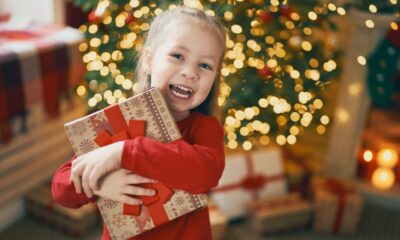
[52,157,96,208]
[52,157,157,206]
[121,116,225,194]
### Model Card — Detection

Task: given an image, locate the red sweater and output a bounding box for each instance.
[52,112,225,240]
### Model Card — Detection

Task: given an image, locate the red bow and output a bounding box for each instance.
[94,104,173,226]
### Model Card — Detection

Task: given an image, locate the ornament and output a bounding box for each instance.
[88,10,102,23]
[257,65,273,79]
[258,10,273,24]
[280,5,293,18]
[124,11,135,25]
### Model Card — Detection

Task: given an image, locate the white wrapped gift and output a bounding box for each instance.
[211,147,287,219]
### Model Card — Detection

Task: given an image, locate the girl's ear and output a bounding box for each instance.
[142,48,152,75]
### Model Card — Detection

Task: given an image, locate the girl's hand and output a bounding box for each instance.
[70,141,124,198]
[93,169,157,205]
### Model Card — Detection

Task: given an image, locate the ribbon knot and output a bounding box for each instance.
[93,104,173,227]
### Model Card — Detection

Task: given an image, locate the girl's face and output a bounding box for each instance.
[144,20,222,121]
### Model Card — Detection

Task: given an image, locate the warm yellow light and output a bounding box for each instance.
[357,56,367,65]
[259,136,270,145]
[348,82,362,96]
[235,110,245,121]
[276,135,286,145]
[303,27,312,35]
[228,140,238,149]
[390,0,397,4]
[243,141,253,151]
[320,115,330,125]
[258,98,269,108]
[76,85,86,96]
[313,99,323,109]
[244,107,255,120]
[290,112,300,122]
[363,150,373,162]
[377,149,398,168]
[287,135,296,144]
[391,22,398,31]
[240,127,250,136]
[365,19,375,28]
[316,125,326,134]
[368,4,377,13]
[290,70,300,79]
[372,168,395,190]
[290,126,300,135]
[337,7,346,15]
[301,41,312,51]
[130,0,140,8]
[224,11,233,21]
[88,98,97,107]
[308,11,317,21]
[231,24,243,34]
[328,3,337,11]
[337,109,349,123]
[225,116,236,126]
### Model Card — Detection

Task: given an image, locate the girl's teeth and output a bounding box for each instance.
[169,84,193,99]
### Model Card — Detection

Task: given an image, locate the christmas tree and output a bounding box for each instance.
[72,0,342,150]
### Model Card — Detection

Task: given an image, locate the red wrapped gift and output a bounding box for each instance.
[64,88,208,239]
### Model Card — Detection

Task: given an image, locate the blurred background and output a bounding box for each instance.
[0,0,399,239]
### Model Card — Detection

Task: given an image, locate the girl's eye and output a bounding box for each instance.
[199,63,212,70]
[171,53,184,60]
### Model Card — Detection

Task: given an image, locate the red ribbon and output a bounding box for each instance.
[94,104,173,226]
[213,153,283,199]
[324,178,354,234]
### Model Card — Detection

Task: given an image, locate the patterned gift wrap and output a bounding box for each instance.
[312,177,363,234]
[25,183,99,237]
[211,147,287,220]
[248,193,312,235]
[64,87,208,239]
[209,201,228,240]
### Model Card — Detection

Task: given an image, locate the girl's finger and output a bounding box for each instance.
[71,173,82,194]
[71,162,85,194]
[89,166,106,191]
[82,165,94,198]
[127,174,158,184]
[123,185,156,196]
[120,195,143,205]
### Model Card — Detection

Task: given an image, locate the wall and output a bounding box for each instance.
[0,0,64,24]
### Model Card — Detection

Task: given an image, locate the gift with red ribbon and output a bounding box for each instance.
[64,87,208,239]
[92,103,174,226]
[211,147,287,219]
[312,177,363,234]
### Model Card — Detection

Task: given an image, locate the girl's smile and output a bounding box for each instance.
[142,19,222,121]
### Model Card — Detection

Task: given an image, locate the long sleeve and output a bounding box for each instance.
[121,113,225,194]
[52,157,95,208]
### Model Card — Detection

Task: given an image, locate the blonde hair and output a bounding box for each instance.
[135,6,227,115]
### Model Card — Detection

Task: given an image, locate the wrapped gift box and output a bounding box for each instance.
[248,193,312,235]
[312,177,363,234]
[26,183,99,237]
[209,201,228,240]
[64,87,208,239]
[211,147,287,219]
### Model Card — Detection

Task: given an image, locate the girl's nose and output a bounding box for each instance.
[181,64,199,80]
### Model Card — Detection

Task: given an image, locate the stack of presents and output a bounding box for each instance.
[25,87,364,239]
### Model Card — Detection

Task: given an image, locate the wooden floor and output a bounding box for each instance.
[1,199,400,240]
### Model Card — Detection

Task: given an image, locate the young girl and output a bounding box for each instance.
[52,6,227,240]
